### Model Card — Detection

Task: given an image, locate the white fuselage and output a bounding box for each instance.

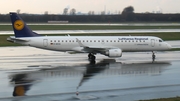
[15,36,171,54]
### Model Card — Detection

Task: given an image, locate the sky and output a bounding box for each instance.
[0,0,180,14]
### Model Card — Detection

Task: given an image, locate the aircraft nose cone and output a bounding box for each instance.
[167,43,172,49]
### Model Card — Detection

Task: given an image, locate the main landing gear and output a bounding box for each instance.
[152,51,156,61]
[88,53,96,61]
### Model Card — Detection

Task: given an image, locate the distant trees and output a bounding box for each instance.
[121,6,135,21]
[88,11,95,15]
[63,8,76,15]
[1,6,180,23]
[122,6,134,13]
[70,8,76,15]
[63,8,69,15]
[44,11,48,15]
[101,11,105,15]
[17,9,21,14]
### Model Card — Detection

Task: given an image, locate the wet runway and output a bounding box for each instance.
[1,29,180,35]
[0,45,180,101]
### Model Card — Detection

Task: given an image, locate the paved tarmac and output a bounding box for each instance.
[1,29,180,35]
[0,41,180,101]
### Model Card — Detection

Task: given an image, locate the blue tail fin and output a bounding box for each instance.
[10,12,40,37]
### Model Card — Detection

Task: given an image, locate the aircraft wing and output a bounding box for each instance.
[69,46,119,54]
[83,45,118,50]
[75,38,119,53]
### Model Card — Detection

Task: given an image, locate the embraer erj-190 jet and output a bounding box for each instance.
[7,12,171,61]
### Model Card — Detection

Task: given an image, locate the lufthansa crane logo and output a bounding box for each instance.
[14,20,24,30]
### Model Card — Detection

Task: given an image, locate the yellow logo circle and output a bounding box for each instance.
[14,20,24,30]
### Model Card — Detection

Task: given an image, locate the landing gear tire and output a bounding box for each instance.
[152,54,156,59]
[152,51,156,61]
[88,53,96,61]
[91,55,96,61]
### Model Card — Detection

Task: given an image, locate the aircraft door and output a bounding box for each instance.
[151,39,155,47]
[43,39,48,47]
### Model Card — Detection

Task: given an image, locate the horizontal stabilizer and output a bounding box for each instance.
[7,36,30,42]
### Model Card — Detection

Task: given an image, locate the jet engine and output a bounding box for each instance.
[104,49,122,57]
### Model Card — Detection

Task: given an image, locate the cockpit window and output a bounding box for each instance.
[159,39,163,42]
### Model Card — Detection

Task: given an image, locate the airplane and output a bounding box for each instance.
[7,12,172,61]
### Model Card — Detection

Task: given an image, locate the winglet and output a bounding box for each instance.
[9,12,40,37]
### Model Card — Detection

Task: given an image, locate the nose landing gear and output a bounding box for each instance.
[152,51,156,61]
[88,53,96,61]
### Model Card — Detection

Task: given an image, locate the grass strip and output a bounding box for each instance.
[139,96,180,101]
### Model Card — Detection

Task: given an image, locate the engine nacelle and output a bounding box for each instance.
[105,49,122,57]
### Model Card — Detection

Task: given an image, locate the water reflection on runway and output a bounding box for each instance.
[1,46,180,101]
[8,59,171,98]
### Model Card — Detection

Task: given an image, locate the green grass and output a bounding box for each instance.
[0,25,180,31]
[0,35,21,46]
[169,48,180,51]
[139,96,180,101]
